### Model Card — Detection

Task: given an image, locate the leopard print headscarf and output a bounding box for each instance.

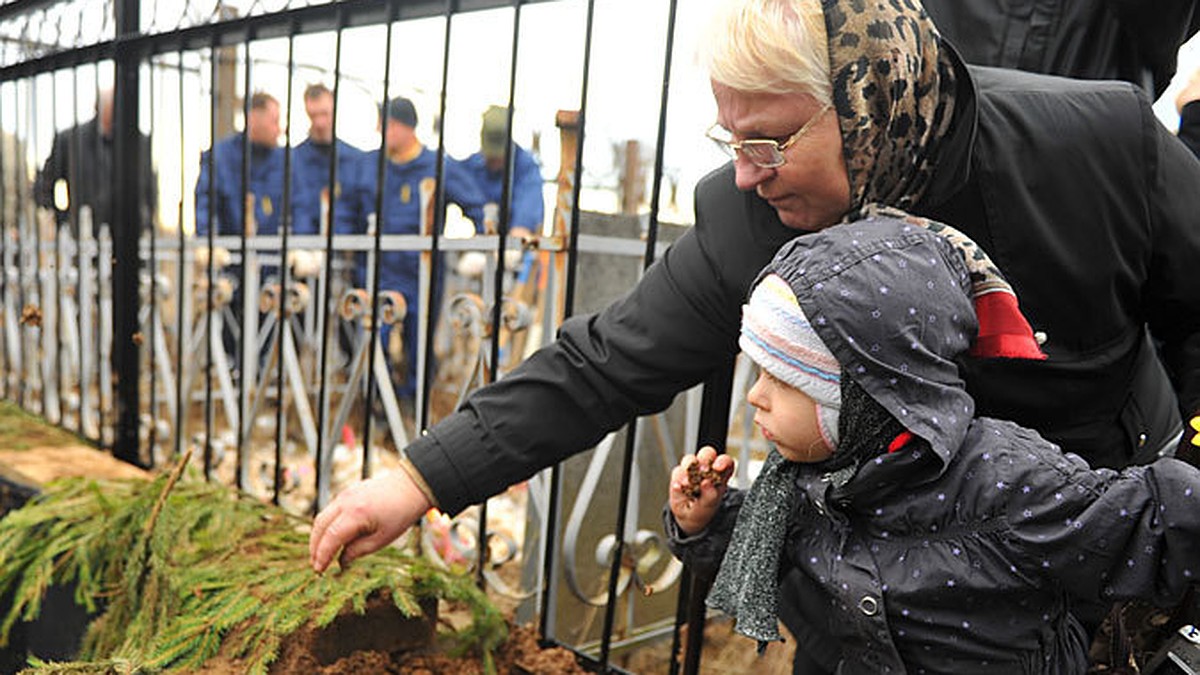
[823,0,957,214]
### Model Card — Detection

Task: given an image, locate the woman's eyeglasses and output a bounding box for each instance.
[706,103,833,169]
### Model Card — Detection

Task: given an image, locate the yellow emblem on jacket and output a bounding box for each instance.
[261,195,274,216]
[400,183,411,204]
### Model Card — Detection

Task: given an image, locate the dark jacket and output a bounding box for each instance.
[664,220,1200,674]
[924,0,1200,96]
[406,53,1200,515]
[1180,101,1200,161]
[670,416,1200,674]
[35,118,157,237]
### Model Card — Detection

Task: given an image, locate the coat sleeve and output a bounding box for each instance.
[444,158,487,231]
[1109,0,1200,93]
[1178,101,1200,162]
[405,173,758,515]
[509,151,545,232]
[663,489,746,577]
[34,131,68,212]
[1004,448,1200,607]
[194,148,213,236]
[1142,96,1200,435]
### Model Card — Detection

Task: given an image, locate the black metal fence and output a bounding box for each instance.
[0,1,771,672]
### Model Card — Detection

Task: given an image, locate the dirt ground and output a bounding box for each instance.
[194,616,787,675]
[194,604,587,675]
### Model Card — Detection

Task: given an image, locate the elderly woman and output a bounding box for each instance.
[311,0,1200,605]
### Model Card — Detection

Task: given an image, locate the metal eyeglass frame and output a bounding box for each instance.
[706,102,833,169]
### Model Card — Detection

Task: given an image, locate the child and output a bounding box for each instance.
[666,214,1200,674]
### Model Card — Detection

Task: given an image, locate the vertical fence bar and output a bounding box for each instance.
[598,2,682,665]
[538,0,596,643]
[30,75,44,419]
[50,71,62,427]
[272,31,297,506]
[313,12,345,513]
[422,0,454,457]
[470,0,523,592]
[419,0,454,435]
[236,37,253,488]
[0,82,6,402]
[94,61,107,445]
[113,0,144,465]
[174,50,186,460]
[681,360,735,675]
[203,39,219,479]
[0,82,10,405]
[69,66,83,437]
[146,60,159,466]
[17,79,27,410]
[363,0,398,479]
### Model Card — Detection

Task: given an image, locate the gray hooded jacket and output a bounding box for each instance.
[667,217,1200,674]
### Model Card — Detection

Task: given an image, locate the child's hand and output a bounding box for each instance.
[669,446,735,536]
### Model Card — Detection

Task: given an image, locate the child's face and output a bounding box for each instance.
[747,370,834,463]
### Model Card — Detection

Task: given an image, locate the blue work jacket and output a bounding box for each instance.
[355,146,486,398]
[195,133,286,237]
[291,138,368,236]
[461,144,544,233]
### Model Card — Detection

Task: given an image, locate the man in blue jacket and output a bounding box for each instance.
[461,105,543,241]
[356,97,486,401]
[194,91,285,362]
[291,84,367,237]
[194,91,284,238]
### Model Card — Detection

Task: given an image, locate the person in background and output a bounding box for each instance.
[923,0,1200,97]
[291,83,368,238]
[36,89,157,237]
[1176,67,1200,159]
[194,91,285,238]
[194,91,285,364]
[461,104,543,241]
[667,216,1200,673]
[354,97,486,401]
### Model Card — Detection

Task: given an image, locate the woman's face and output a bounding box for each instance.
[747,370,834,463]
[712,82,851,232]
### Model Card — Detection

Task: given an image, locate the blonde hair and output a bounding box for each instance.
[701,0,831,103]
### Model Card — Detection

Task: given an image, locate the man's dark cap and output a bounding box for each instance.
[382,97,418,127]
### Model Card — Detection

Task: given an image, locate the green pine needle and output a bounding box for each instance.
[0,471,506,672]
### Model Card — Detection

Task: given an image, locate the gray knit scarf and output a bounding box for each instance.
[707,378,907,649]
[705,449,800,647]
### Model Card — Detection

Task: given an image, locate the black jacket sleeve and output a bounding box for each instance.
[1179,101,1200,161]
[407,169,766,515]
[407,165,797,514]
[34,130,69,211]
[1143,97,1200,421]
[1006,451,1200,607]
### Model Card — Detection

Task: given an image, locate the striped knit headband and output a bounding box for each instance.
[740,274,842,449]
